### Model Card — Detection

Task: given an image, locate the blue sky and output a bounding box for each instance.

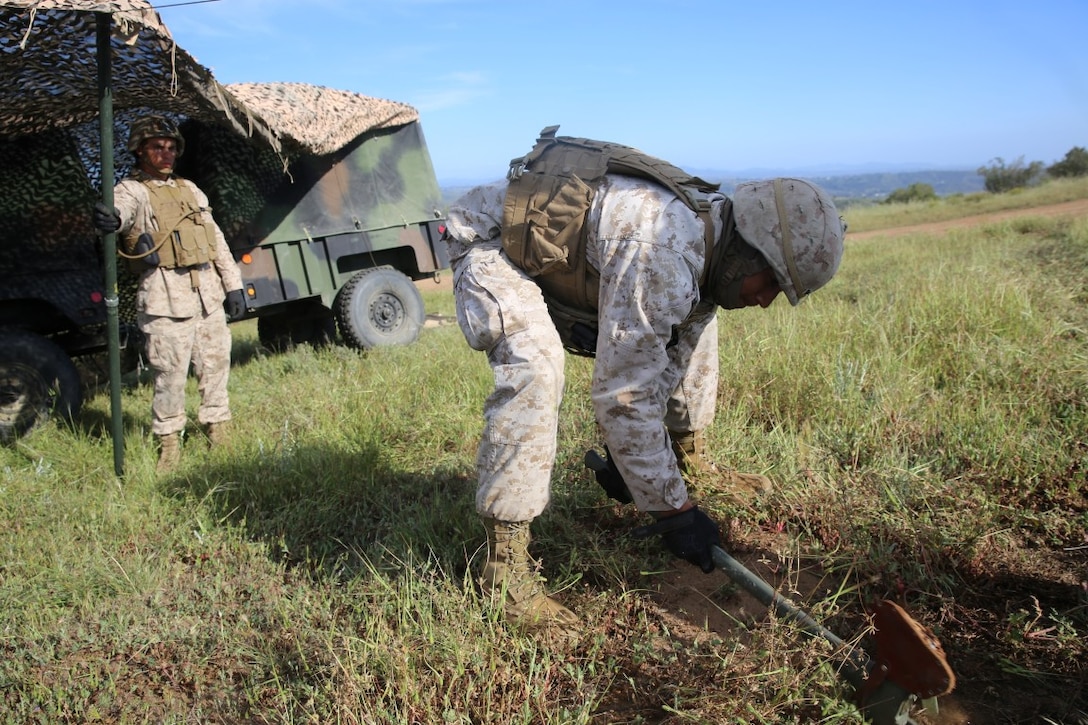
[156,0,1088,185]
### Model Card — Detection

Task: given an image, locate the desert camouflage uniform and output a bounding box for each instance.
[114,171,243,436]
[446,176,723,520]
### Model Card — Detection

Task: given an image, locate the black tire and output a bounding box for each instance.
[0,328,83,442]
[334,266,425,349]
[257,304,337,352]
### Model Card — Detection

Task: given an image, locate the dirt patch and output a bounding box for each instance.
[415,271,453,293]
[633,514,1087,724]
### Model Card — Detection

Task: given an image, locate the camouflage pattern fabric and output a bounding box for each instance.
[114,173,242,317]
[1,2,417,162]
[172,121,289,246]
[0,129,104,319]
[114,171,241,435]
[140,307,231,435]
[446,177,724,518]
[2,2,431,343]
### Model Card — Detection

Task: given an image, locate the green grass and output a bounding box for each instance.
[1,190,1087,723]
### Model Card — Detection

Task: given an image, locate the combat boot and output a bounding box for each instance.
[156,433,181,473]
[479,518,579,631]
[669,429,716,478]
[669,429,773,498]
[207,420,230,447]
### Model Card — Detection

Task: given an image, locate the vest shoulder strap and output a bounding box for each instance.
[508,125,718,211]
[502,126,721,310]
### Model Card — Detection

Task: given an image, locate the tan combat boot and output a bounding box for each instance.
[669,429,716,478]
[156,433,181,473]
[479,518,579,631]
[207,420,230,447]
[669,429,773,497]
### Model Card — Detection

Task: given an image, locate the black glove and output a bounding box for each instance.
[632,506,721,574]
[224,289,246,320]
[133,232,160,266]
[93,201,121,233]
[584,448,633,504]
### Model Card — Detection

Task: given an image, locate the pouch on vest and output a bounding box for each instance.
[503,172,593,278]
[121,180,217,271]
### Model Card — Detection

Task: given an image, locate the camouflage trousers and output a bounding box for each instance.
[451,238,718,522]
[139,308,232,436]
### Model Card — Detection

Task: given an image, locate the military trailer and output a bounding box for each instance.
[177,82,448,351]
[0,1,448,440]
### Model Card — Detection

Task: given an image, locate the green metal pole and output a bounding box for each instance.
[710,546,917,725]
[96,11,124,477]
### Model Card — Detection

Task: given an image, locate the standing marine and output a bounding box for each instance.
[93,115,246,472]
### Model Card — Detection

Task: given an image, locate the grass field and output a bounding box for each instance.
[1,179,1086,724]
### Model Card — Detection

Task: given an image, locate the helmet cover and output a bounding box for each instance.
[127,115,185,157]
[732,177,844,305]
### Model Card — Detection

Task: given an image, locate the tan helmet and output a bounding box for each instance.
[127,115,185,157]
[732,177,845,305]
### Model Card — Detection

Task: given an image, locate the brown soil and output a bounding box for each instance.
[636,524,1087,724]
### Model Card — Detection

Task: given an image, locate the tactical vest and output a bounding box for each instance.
[502,125,721,353]
[121,179,217,273]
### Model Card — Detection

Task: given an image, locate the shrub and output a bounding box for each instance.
[883,182,938,204]
[977,156,1045,193]
[1047,146,1088,178]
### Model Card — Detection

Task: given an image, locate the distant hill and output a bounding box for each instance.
[440,169,985,209]
[730,170,985,201]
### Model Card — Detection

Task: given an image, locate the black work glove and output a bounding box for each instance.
[570,322,598,355]
[584,448,633,504]
[93,201,121,233]
[633,506,721,574]
[133,232,160,266]
[224,289,246,320]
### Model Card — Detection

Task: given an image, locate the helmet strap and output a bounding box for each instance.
[773,178,806,299]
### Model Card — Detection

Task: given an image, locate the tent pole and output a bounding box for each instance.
[96,11,124,477]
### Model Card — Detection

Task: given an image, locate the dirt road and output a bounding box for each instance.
[847,197,1088,240]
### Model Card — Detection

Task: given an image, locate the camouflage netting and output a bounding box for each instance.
[0,0,420,159]
[0,0,425,330]
[226,82,419,159]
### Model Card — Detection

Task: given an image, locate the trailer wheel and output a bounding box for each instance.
[0,328,83,442]
[335,267,425,349]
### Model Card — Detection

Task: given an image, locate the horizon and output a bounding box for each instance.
[436,161,993,189]
[157,1,1087,183]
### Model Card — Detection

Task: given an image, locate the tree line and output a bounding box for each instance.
[884,146,1088,204]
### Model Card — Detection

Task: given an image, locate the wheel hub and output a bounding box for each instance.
[369,292,405,333]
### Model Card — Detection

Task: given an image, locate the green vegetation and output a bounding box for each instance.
[1048,146,1088,179]
[2,190,1087,723]
[882,182,937,205]
[977,156,1046,193]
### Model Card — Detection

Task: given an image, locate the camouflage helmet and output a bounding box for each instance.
[732,177,844,305]
[127,115,185,157]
